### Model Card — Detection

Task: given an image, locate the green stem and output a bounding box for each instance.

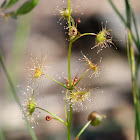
[36,107,67,125]
[76,120,92,139]
[135,119,138,140]
[108,0,139,51]
[68,103,73,126]
[71,16,75,26]
[44,74,70,90]
[73,33,97,42]
[74,69,90,87]
[126,39,131,67]
[108,0,126,24]
[31,90,35,98]
[4,14,33,100]
[65,90,68,122]
[81,33,97,37]
[0,129,5,140]
[131,10,139,44]
[68,0,71,28]
[128,30,140,140]
[109,0,140,138]
[0,50,20,105]
[67,103,73,140]
[136,55,140,78]
[125,0,140,138]
[0,50,37,140]
[67,125,71,140]
[10,14,32,81]
[68,41,72,87]
[67,0,73,139]
[126,0,140,49]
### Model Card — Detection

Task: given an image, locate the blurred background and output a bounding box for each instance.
[0,0,140,139]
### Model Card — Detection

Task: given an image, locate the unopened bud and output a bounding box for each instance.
[88,112,106,126]
[46,116,51,121]
[76,18,81,23]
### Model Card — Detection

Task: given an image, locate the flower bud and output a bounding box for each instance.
[28,98,36,116]
[76,18,81,24]
[34,68,42,78]
[60,8,72,19]
[88,112,106,126]
[46,116,51,121]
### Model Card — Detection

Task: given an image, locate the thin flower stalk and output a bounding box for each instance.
[36,107,67,125]
[76,120,92,139]
[74,69,90,87]
[73,33,97,42]
[43,74,71,90]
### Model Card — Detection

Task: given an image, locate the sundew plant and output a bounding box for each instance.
[22,0,108,139]
[1,0,139,140]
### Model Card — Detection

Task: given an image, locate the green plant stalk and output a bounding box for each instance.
[76,120,92,139]
[81,33,97,37]
[67,0,73,139]
[67,102,73,140]
[4,13,32,100]
[128,31,140,140]
[135,55,140,124]
[125,0,140,138]
[126,37,131,67]
[65,90,69,122]
[125,0,131,28]
[68,0,71,28]
[11,13,32,83]
[68,40,72,88]
[108,0,126,25]
[135,120,138,140]
[36,107,67,125]
[131,9,139,44]
[44,74,70,90]
[0,50,37,140]
[73,33,97,42]
[109,0,140,139]
[74,69,90,87]
[125,0,140,48]
[108,0,139,51]
[0,129,5,140]
[67,124,71,140]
